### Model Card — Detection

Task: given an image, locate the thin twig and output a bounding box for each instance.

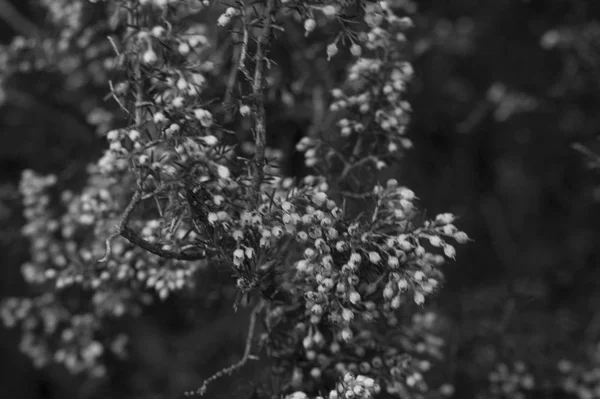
[109,80,131,115]
[192,301,263,396]
[107,36,121,56]
[572,142,600,168]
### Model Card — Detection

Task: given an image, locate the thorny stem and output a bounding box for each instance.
[224,10,252,107]
[251,0,276,203]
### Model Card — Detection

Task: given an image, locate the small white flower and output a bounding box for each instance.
[350,43,362,57]
[454,231,469,244]
[348,291,361,305]
[326,42,338,60]
[368,251,381,263]
[217,14,231,26]
[350,252,362,264]
[322,5,337,16]
[233,248,244,266]
[178,42,191,55]
[239,104,251,116]
[444,244,456,259]
[177,77,188,91]
[151,26,165,37]
[335,241,347,252]
[414,292,425,305]
[436,213,455,225]
[142,48,158,64]
[341,308,354,322]
[172,96,184,108]
[128,129,141,141]
[193,108,213,127]
[296,260,308,273]
[304,248,316,260]
[304,19,317,33]
[153,112,166,124]
[208,213,218,225]
[106,130,119,141]
[216,165,230,179]
[398,279,409,290]
[199,135,218,146]
[340,328,352,341]
[312,191,327,206]
[429,235,442,247]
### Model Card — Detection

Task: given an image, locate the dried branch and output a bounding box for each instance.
[99,190,207,262]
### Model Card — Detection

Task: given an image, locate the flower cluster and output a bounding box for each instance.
[2,1,469,398]
[0,0,115,133]
[557,353,600,399]
[0,293,128,376]
[296,1,415,185]
[486,361,536,399]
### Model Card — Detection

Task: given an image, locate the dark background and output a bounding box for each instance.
[1,0,599,398]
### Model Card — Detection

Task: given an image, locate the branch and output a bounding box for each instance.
[572,142,600,169]
[191,302,263,396]
[0,0,42,39]
[250,0,275,202]
[98,190,207,262]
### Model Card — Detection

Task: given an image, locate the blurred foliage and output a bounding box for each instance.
[0,0,599,398]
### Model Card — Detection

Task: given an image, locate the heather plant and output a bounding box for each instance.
[0,0,472,398]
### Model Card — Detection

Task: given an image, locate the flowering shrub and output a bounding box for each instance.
[0,0,472,397]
